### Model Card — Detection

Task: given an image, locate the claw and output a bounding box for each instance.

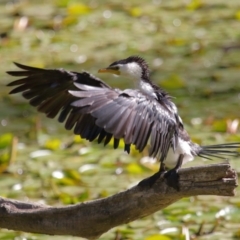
[164,168,180,191]
[164,154,184,191]
[138,155,184,190]
[138,162,166,188]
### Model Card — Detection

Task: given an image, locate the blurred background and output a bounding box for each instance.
[0,0,240,239]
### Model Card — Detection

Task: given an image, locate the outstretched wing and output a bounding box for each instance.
[7,62,179,160]
[7,62,110,119]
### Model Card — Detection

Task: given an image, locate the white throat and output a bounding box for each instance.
[117,62,156,98]
[138,81,157,99]
[119,62,143,81]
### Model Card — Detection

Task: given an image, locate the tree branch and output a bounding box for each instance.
[0,163,237,239]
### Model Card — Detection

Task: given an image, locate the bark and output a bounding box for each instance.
[0,163,237,239]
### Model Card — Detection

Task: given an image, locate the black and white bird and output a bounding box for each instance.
[7,56,240,188]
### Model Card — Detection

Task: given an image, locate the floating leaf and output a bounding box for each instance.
[44,138,61,150]
[0,152,9,163]
[115,228,135,235]
[126,163,143,174]
[74,135,84,144]
[67,3,91,15]
[186,0,203,11]
[0,133,13,149]
[212,119,227,132]
[64,169,81,181]
[0,152,10,173]
[58,190,89,204]
[99,189,109,198]
[167,38,187,46]
[129,7,142,17]
[56,0,70,8]
[235,10,240,20]
[145,234,172,240]
[62,16,78,26]
[55,177,78,186]
[77,190,89,201]
[58,192,73,204]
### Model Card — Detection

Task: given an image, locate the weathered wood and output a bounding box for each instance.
[0,163,237,239]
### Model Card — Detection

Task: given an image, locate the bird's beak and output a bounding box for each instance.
[98,67,120,75]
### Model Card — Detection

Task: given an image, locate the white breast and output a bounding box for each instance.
[138,81,157,99]
[164,138,194,168]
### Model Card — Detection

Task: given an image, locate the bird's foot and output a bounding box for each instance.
[163,154,184,191]
[138,170,166,189]
[164,168,180,191]
[137,158,181,190]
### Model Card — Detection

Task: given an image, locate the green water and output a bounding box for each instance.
[0,0,240,239]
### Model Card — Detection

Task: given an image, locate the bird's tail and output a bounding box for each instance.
[197,142,240,160]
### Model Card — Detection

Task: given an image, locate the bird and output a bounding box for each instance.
[6,56,240,189]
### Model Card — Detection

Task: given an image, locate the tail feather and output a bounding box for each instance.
[198,142,240,160]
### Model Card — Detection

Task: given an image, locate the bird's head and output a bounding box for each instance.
[98,56,149,81]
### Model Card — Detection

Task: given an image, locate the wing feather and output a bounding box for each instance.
[7,62,180,160]
[65,110,80,130]
[104,105,127,133]
[98,129,108,144]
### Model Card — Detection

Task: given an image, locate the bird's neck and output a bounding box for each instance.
[137,78,157,99]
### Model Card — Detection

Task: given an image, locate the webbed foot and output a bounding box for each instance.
[164,168,180,191]
[164,154,184,191]
[138,162,166,189]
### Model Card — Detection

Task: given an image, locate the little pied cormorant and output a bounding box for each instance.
[7,56,240,189]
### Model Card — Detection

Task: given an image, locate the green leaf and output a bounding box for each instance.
[0,152,10,163]
[67,3,91,15]
[126,163,143,174]
[235,10,240,20]
[44,138,61,150]
[212,119,227,132]
[0,133,13,149]
[145,234,172,240]
[64,169,81,181]
[129,7,142,17]
[186,0,203,10]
